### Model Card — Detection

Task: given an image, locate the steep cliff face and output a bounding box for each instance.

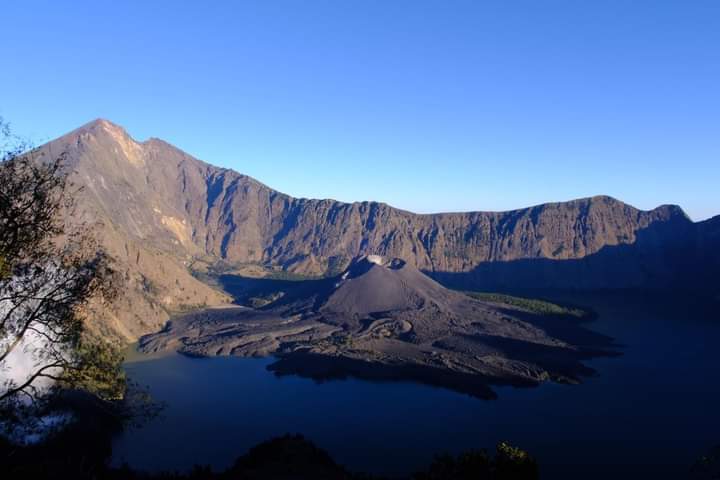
[257,195,693,283]
[40,119,715,338]
[42,120,232,341]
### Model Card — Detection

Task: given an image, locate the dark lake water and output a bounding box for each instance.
[112,292,720,479]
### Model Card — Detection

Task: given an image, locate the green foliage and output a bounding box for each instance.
[0,134,68,271]
[494,442,539,480]
[248,291,285,308]
[465,292,590,318]
[62,339,127,401]
[0,117,153,440]
[414,442,538,480]
[264,269,321,281]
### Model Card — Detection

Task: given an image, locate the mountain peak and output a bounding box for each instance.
[75,118,128,136]
[53,118,144,169]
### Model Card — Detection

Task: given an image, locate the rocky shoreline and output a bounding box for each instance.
[139,256,620,398]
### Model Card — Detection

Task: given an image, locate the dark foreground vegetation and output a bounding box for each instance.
[3,419,719,480]
[1,417,540,480]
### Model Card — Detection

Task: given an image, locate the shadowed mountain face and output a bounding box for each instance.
[40,119,718,338]
[697,216,720,285]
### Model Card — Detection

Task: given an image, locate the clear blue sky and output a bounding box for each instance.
[1,1,718,220]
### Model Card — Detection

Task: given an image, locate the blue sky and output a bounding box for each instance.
[1,1,718,220]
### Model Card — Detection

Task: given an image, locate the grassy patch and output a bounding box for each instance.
[248,291,286,308]
[263,270,322,281]
[465,292,590,318]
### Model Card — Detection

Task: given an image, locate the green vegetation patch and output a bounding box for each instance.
[263,270,322,281]
[466,292,590,318]
[248,291,285,308]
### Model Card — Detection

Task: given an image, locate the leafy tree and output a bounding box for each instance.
[494,441,539,480]
[414,441,538,480]
[0,117,125,439]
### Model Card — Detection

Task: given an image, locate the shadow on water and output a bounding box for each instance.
[113,290,720,480]
[267,351,504,400]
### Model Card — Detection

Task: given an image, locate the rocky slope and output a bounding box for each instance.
[39,119,717,339]
[39,120,232,341]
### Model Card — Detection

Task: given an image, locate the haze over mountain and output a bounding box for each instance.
[39,119,719,340]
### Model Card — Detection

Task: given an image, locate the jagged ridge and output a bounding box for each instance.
[38,119,719,338]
